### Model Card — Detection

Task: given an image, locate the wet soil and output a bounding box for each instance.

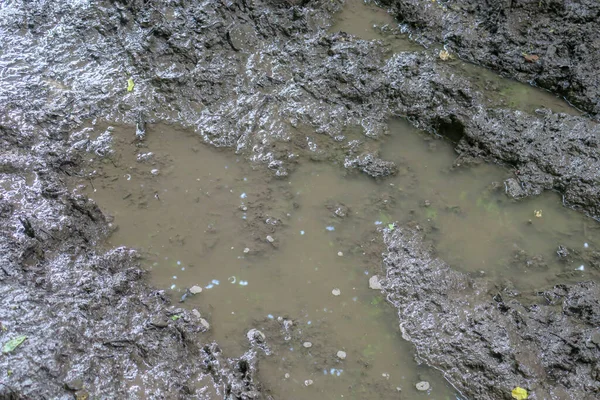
[1,0,600,399]
[379,0,600,118]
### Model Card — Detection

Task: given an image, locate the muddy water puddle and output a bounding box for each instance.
[331,0,580,116]
[381,119,600,287]
[75,124,459,399]
[75,119,600,398]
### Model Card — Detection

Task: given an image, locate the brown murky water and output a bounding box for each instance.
[70,2,597,399]
[76,123,460,399]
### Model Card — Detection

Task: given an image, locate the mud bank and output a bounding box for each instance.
[380,0,600,118]
[0,0,599,398]
[382,226,600,399]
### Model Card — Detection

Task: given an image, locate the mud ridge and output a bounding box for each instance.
[382,226,600,400]
[380,0,600,119]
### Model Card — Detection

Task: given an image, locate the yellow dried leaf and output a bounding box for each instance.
[534,210,542,218]
[512,386,528,400]
[439,50,450,61]
[127,77,134,92]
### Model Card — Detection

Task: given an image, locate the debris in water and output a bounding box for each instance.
[240,192,247,199]
[247,329,266,343]
[199,318,210,330]
[239,280,248,286]
[534,209,542,218]
[577,265,585,271]
[205,284,214,289]
[369,275,383,290]
[303,341,313,348]
[332,288,341,296]
[300,230,305,235]
[336,350,346,360]
[212,279,220,285]
[151,169,159,175]
[375,221,382,225]
[304,379,313,386]
[584,242,589,248]
[243,247,250,253]
[439,49,450,60]
[382,373,390,379]
[3,335,27,353]
[189,286,203,294]
[229,276,237,284]
[266,235,275,243]
[511,387,528,400]
[267,314,274,319]
[416,381,430,391]
[284,373,290,379]
[170,284,176,290]
[387,223,395,230]
[337,251,343,257]
[127,77,134,92]
[326,226,335,231]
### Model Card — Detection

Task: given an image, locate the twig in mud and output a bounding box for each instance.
[88,178,96,192]
[18,217,35,239]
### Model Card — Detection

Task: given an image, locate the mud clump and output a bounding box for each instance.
[382,227,600,400]
[381,0,600,118]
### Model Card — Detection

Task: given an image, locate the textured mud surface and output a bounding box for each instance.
[382,226,600,399]
[381,0,600,118]
[1,0,599,398]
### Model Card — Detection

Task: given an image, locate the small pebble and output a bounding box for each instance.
[332,288,341,296]
[304,379,313,386]
[369,275,383,290]
[199,318,210,330]
[416,381,430,391]
[191,309,201,319]
[284,373,290,379]
[337,251,343,257]
[266,235,275,243]
[584,242,589,248]
[303,342,313,348]
[336,350,346,360]
[189,285,203,294]
[150,169,159,175]
[243,248,250,253]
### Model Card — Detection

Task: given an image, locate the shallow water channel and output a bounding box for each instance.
[71,2,599,399]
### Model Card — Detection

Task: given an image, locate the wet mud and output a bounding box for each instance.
[380,0,600,119]
[1,0,599,399]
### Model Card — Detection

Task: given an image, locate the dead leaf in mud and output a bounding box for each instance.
[127,77,134,92]
[523,54,539,63]
[439,50,451,61]
[534,209,542,218]
[511,387,528,400]
[2,335,27,353]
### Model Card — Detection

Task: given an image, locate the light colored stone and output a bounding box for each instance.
[191,309,201,319]
[337,251,343,256]
[369,275,382,290]
[304,379,313,386]
[336,350,346,360]
[266,235,274,243]
[416,381,430,391]
[199,318,210,330]
[284,373,290,379]
[189,285,203,294]
[303,342,312,348]
[243,247,250,253]
[331,288,341,296]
